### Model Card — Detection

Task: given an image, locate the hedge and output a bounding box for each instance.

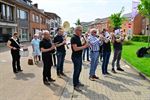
[131,35,149,42]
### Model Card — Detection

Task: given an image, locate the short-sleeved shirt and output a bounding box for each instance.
[54,35,66,53]
[40,39,52,56]
[88,35,101,52]
[71,34,82,57]
[31,38,40,49]
[9,37,20,52]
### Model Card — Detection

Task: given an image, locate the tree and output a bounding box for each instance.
[109,7,126,29]
[75,18,81,26]
[138,0,150,46]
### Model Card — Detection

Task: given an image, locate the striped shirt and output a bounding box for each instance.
[88,35,101,52]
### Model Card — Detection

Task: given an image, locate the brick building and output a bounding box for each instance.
[0,0,17,42]
[14,0,32,41]
[0,0,61,42]
[30,4,48,40]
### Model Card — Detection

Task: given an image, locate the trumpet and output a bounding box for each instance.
[81,35,87,45]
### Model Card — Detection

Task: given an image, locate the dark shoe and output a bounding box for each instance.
[18,70,23,72]
[89,76,95,81]
[14,71,18,73]
[117,68,124,71]
[43,81,50,85]
[78,83,84,87]
[57,73,61,78]
[60,72,67,77]
[74,86,82,92]
[48,78,55,82]
[111,69,117,73]
[93,75,99,79]
[106,72,111,75]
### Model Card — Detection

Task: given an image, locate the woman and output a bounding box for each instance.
[31,34,41,64]
[7,32,23,73]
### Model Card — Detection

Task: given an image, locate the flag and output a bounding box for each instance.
[131,0,140,21]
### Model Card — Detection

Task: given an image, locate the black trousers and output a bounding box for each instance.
[11,50,21,72]
[112,49,122,69]
[42,55,52,82]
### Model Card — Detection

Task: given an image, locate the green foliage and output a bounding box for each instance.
[109,7,126,29]
[75,18,81,26]
[138,0,150,19]
[131,35,149,42]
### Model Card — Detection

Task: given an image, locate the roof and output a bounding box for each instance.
[45,12,61,20]
[123,13,132,19]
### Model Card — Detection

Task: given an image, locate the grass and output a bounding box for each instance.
[122,41,150,77]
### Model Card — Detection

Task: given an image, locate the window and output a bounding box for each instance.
[17,9,19,18]
[35,15,39,23]
[20,10,28,20]
[6,6,13,21]
[17,9,28,20]
[2,4,6,18]
[32,14,35,22]
[0,3,14,21]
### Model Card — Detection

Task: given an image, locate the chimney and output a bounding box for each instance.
[33,3,38,8]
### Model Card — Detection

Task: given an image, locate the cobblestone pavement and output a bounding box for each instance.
[60,54,150,100]
[0,45,150,100]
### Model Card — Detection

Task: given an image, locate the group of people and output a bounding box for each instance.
[7,25,126,92]
[71,26,126,91]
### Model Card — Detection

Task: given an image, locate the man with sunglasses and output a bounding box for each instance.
[88,28,102,81]
[71,25,89,92]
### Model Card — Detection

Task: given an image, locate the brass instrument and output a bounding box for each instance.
[114,29,126,43]
[62,21,70,49]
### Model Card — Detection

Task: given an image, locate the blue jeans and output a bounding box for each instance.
[72,56,82,87]
[90,51,99,76]
[56,51,66,74]
[83,47,90,61]
[102,51,111,74]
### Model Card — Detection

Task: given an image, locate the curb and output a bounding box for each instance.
[122,59,150,83]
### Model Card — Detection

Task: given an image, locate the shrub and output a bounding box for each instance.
[123,40,133,45]
[131,35,149,42]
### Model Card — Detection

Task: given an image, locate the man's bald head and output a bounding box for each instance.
[43,31,50,39]
[74,25,83,36]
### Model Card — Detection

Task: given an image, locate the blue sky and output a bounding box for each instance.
[32,0,139,27]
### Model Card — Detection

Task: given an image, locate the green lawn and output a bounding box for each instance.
[122,42,150,77]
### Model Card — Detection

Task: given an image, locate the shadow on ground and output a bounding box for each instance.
[14,72,35,81]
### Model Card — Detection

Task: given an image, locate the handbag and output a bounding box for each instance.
[28,58,34,65]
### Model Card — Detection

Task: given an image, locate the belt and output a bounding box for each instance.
[91,51,99,52]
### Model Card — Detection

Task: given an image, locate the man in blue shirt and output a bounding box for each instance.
[88,28,102,81]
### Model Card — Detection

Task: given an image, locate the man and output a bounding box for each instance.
[71,25,88,91]
[111,29,125,73]
[40,31,56,85]
[7,32,23,73]
[101,29,111,75]
[54,27,66,77]
[88,28,102,81]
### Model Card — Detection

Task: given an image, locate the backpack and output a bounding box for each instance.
[136,47,147,57]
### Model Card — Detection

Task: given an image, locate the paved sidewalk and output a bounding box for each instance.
[60,56,150,100]
[0,45,73,100]
[0,45,150,100]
